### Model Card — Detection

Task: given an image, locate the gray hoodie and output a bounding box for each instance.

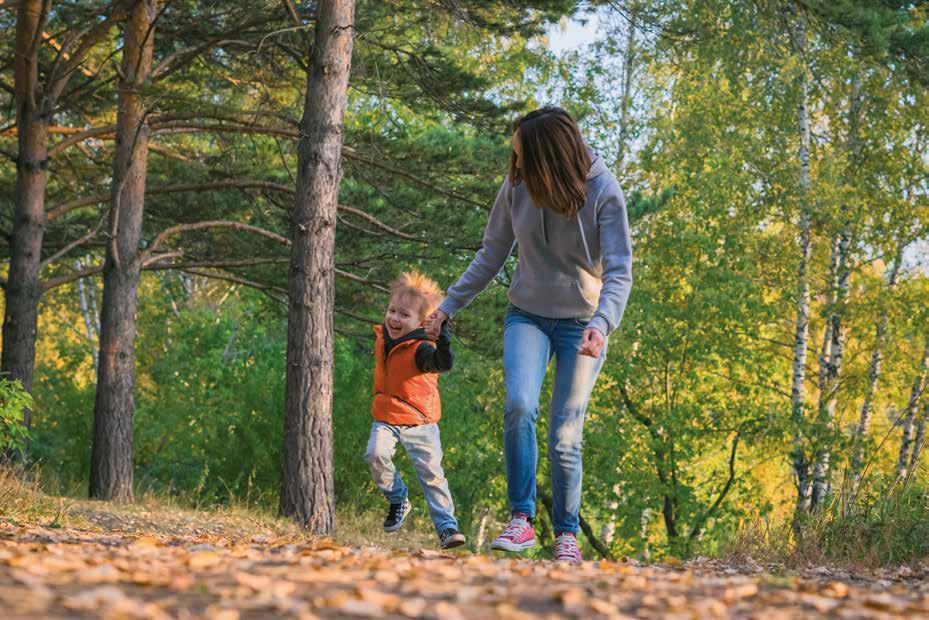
[439,152,633,337]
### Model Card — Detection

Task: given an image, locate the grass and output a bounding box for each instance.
[0,465,444,552]
[725,480,929,569]
[7,464,927,567]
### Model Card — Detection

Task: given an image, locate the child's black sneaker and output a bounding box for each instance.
[383,499,411,533]
[439,528,466,549]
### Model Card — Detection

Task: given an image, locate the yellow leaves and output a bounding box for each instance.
[205,608,240,620]
[186,550,224,570]
[555,586,588,614]
[433,601,467,620]
[3,520,929,619]
[721,581,759,602]
[397,597,428,617]
[822,580,849,598]
[129,535,161,550]
[77,562,122,584]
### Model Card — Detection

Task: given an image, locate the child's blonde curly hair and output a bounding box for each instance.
[390,271,444,322]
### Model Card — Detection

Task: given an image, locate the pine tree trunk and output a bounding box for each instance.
[895,340,929,482]
[790,14,814,519]
[2,0,48,442]
[848,250,903,499]
[89,0,157,502]
[279,0,355,533]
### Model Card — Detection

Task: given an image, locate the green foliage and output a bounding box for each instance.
[817,481,929,566]
[4,0,929,565]
[0,378,32,455]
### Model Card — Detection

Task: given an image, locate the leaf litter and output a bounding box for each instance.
[1,520,928,618]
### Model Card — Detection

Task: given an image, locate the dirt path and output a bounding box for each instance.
[1,516,928,619]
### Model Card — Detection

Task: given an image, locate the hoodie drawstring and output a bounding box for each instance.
[577,216,592,268]
[540,208,548,246]
[576,185,606,267]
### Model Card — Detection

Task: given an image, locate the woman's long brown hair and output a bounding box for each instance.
[509,107,591,218]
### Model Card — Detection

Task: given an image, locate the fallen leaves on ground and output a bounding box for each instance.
[1,521,928,619]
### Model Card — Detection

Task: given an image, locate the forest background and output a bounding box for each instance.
[2,0,929,565]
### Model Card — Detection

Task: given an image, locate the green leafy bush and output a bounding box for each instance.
[0,378,32,454]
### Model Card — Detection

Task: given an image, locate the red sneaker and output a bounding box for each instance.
[554,532,582,562]
[490,513,536,552]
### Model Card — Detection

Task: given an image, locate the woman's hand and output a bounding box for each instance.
[578,327,605,358]
[424,309,449,340]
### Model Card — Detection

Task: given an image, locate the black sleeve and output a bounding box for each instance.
[414,322,454,373]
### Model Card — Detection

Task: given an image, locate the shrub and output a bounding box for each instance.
[0,378,32,455]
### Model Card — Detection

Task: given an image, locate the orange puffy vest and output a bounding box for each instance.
[371,325,442,425]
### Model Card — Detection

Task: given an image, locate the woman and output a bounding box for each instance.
[425,107,633,562]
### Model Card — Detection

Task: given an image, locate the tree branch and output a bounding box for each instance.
[145,219,290,256]
[178,268,287,302]
[47,0,130,102]
[281,0,301,26]
[40,216,105,269]
[151,38,253,81]
[44,120,486,210]
[688,434,740,541]
[47,179,423,242]
[618,381,654,430]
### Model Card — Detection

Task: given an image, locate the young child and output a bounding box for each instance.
[365,271,466,549]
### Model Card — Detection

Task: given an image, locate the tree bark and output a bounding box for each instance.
[2,0,48,442]
[76,258,99,373]
[616,2,638,173]
[848,249,903,500]
[3,0,126,453]
[909,404,927,474]
[811,213,852,509]
[811,81,861,509]
[790,13,814,520]
[279,0,355,533]
[89,0,157,502]
[895,340,929,482]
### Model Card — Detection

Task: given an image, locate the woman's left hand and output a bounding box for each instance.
[578,327,605,358]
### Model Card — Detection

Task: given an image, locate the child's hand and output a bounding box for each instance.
[425,309,448,340]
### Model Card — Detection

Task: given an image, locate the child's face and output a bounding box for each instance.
[384,295,423,340]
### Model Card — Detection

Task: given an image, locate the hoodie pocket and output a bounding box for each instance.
[573,278,600,308]
[509,274,598,318]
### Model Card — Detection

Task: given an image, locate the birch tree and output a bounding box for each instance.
[895,339,929,483]
[848,249,904,499]
[809,80,861,510]
[789,9,815,519]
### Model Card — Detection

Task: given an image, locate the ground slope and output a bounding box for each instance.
[1,505,928,619]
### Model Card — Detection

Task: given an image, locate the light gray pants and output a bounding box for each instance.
[365,421,458,534]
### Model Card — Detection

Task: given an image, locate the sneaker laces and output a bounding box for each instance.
[501,514,530,538]
[387,502,406,521]
[555,533,579,558]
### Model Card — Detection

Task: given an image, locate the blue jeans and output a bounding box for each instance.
[503,305,607,534]
[365,421,458,534]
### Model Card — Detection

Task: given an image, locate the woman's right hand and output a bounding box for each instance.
[424,309,449,340]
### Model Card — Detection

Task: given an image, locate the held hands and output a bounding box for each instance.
[424,309,449,340]
[578,327,605,358]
